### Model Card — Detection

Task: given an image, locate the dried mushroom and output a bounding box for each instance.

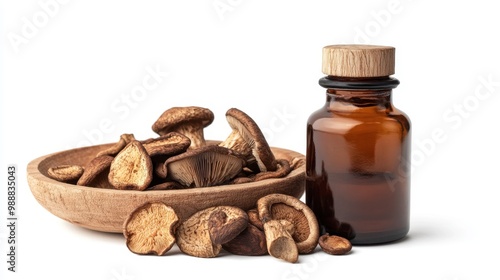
[123,202,179,255]
[257,193,320,262]
[77,155,114,188]
[47,165,84,183]
[247,208,264,230]
[141,132,190,157]
[176,206,248,258]
[146,181,182,191]
[165,145,245,188]
[253,159,292,182]
[219,108,277,172]
[96,133,136,157]
[47,106,304,200]
[318,234,352,255]
[263,219,298,263]
[151,106,214,150]
[222,223,267,256]
[108,141,153,191]
[208,208,248,245]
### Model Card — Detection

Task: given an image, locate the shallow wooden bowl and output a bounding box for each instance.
[27,143,305,233]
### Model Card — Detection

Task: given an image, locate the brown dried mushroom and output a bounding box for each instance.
[47,165,84,183]
[219,108,277,172]
[145,181,182,191]
[77,155,114,188]
[151,106,214,150]
[141,132,190,157]
[257,193,320,261]
[176,206,248,258]
[222,223,268,256]
[318,234,352,255]
[108,141,153,191]
[164,145,245,188]
[96,133,136,157]
[123,202,179,255]
[253,158,292,182]
[247,208,264,230]
[262,219,298,263]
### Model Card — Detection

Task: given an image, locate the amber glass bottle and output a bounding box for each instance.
[306,45,411,245]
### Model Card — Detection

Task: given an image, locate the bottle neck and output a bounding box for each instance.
[319,76,399,111]
[319,76,400,90]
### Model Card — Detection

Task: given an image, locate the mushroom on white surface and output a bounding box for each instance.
[257,193,320,262]
[176,206,248,258]
[123,202,179,255]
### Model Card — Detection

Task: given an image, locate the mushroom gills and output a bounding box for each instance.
[166,146,245,188]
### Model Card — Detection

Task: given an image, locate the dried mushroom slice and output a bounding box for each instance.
[247,208,264,230]
[318,234,352,255]
[222,223,268,256]
[47,165,84,183]
[253,159,292,182]
[151,106,214,149]
[219,108,277,172]
[123,202,179,255]
[77,155,114,188]
[176,206,248,258]
[208,208,248,245]
[257,194,320,256]
[96,133,136,157]
[146,181,182,191]
[141,132,191,157]
[165,145,245,188]
[108,141,153,191]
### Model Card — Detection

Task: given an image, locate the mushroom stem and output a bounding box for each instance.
[218,130,252,156]
[257,193,320,254]
[175,125,206,150]
[264,220,298,263]
[219,108,277,172]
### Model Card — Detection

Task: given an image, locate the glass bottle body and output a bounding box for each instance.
[306,79,411,245]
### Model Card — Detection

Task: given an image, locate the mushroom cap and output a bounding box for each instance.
[225,108,277,172]
[257,193,320,254]
[77,155,114,188]
[47,165,84,183]
[176,206,248,258]
[318,234,352,255]
[108,141,153,191]
[141,132,191,157]
[208,208,248,245]
[222,223,268,256]
[96,133,136,157]
[123,202,179,255]
[165,145,245,188]
[151,106,214,136]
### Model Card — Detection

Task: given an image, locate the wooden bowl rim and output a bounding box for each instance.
[27,142,305,196]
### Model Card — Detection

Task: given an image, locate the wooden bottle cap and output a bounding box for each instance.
[322,45,395,77]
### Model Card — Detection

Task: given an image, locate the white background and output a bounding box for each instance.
[1,0,500,279]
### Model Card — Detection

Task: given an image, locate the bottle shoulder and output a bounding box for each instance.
[308,106,411,135]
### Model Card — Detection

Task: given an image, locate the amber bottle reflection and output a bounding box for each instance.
[306,45,411,245]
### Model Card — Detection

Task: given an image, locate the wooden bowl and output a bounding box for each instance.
[27,143,305,233]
